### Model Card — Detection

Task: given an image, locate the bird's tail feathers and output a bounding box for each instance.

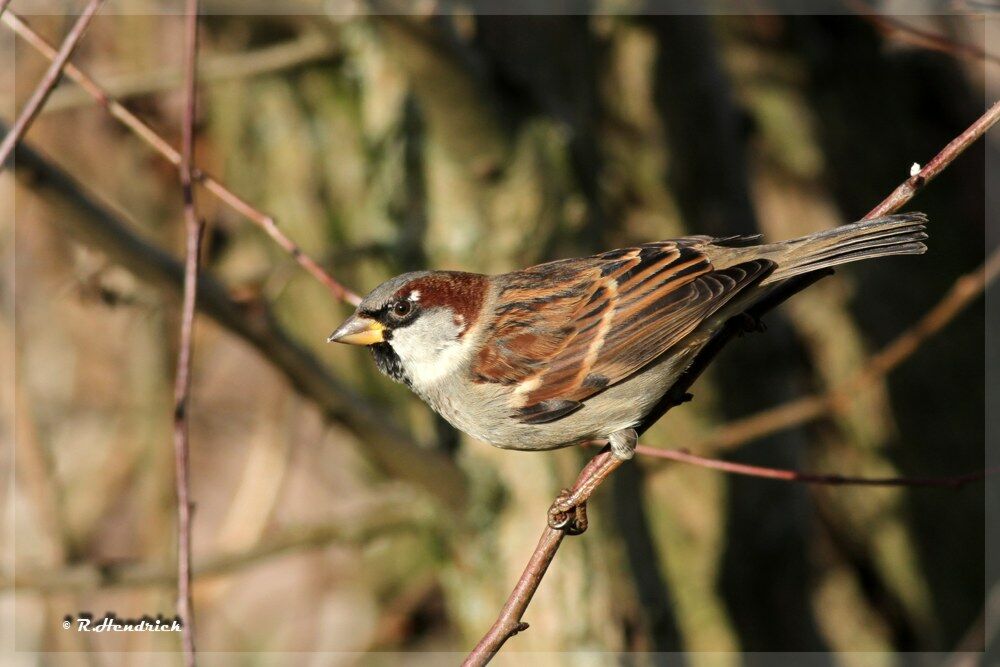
[759,212,928,285]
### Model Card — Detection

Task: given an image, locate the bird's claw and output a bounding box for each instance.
[548,489,588,535]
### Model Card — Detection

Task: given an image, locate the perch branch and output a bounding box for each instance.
[171,3,200,664]
[6,132,468,510]
[462,449,615,666]
[466,98,1000,664]
[0,0,104,168]
[1,9,360,305]
[865,98,1000,219]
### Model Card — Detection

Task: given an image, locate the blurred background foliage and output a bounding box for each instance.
[2,3,994,661]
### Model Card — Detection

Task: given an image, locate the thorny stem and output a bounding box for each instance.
[173,2,201,665]
[0,0,104,168]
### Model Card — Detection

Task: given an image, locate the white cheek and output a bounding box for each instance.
[387,309,471,389]
[402,340,467,386]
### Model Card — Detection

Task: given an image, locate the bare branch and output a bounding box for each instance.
[865,98,1000,219]
[1,9,361,305]
[172,2,201,664]
[462,450,616,666]
[0,0,104,168]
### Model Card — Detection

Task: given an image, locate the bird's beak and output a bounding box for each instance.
[327,314,385,346]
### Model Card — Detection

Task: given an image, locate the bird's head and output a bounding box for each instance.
[327,271,489,388]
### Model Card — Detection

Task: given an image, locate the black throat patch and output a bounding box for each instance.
[370,342,411,387]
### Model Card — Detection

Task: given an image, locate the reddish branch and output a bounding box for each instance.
[465,99,1000,664]
[0,0,104,168]
[633,447,998,488]
[172,3,201,665]
[0,10,360,306]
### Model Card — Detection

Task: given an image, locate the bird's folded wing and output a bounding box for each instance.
[470,241,774,424]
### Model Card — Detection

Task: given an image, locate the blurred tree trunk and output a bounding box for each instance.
[651,15,829,653]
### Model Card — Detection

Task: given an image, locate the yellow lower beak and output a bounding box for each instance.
[327,315,385,346]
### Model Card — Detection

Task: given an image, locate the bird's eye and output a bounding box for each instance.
[390,300,413,319]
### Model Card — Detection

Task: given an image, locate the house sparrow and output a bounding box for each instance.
[329,213,927,529]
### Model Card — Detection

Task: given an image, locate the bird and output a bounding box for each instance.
[328,212,927,530]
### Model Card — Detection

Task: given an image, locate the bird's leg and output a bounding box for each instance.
[548,429,637,533]
[608,428,638,460]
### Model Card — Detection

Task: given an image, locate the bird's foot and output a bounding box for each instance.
[547,430,636,534]
[548,490,588,535]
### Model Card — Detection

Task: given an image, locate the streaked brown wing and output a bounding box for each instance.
[472,241,774,424]
[470,257,606,386]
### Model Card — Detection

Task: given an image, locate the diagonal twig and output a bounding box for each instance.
[866,98,1000,219]
[172,2,201,665]
[1,9,361,305]
[0,0,104,169]
[847,0,1000,68]
[462,449,615,665]
[682,245,1000,455]
[664,98,1000,457]
[464,98,1000,665]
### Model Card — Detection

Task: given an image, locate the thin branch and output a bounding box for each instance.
[462,450,615,666]
[466,99,1000,665]
[865,98,1000,219]
[848,0,1000,68]
[629,446,997,488]
[0,0,104,168]
[685,245,1000,455]
[1,9,361,305]
[172,3,200,665]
